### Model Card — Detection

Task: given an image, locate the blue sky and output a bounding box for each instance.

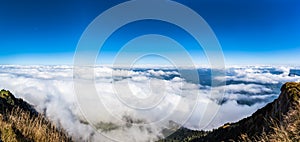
[0,0,300,65]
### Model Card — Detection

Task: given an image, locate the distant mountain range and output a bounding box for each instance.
[161,82,300,141]
[289,69,300,77]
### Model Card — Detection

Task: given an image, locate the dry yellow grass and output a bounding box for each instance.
[0,107,72,142]
[239,110,300,142]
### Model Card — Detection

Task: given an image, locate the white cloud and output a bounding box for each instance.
[0,65,299,141]
[225,66,300,84]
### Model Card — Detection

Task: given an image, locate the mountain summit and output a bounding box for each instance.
[162,82,300,141]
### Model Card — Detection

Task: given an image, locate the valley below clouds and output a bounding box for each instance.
[0,65,299,142]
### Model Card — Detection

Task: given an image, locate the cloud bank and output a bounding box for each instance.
[0,65,299,141]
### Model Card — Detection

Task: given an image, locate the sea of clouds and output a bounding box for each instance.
[0,65,299,142]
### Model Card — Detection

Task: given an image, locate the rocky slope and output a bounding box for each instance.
[161,82,300,141]
[0,89,72,142]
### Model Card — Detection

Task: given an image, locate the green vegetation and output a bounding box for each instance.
[158,128,207,142]
[0,90,15,106]
[95,121,120,132]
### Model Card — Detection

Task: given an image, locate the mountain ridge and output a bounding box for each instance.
[161,82,300,141]
[0,89,73,142]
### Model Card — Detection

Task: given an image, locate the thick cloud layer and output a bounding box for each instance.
[0,65,299,141]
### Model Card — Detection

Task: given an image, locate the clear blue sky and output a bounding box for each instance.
[0,0,299,65]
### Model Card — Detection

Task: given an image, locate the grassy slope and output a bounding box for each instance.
[161,82,300,142]
[0,90,73,142]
